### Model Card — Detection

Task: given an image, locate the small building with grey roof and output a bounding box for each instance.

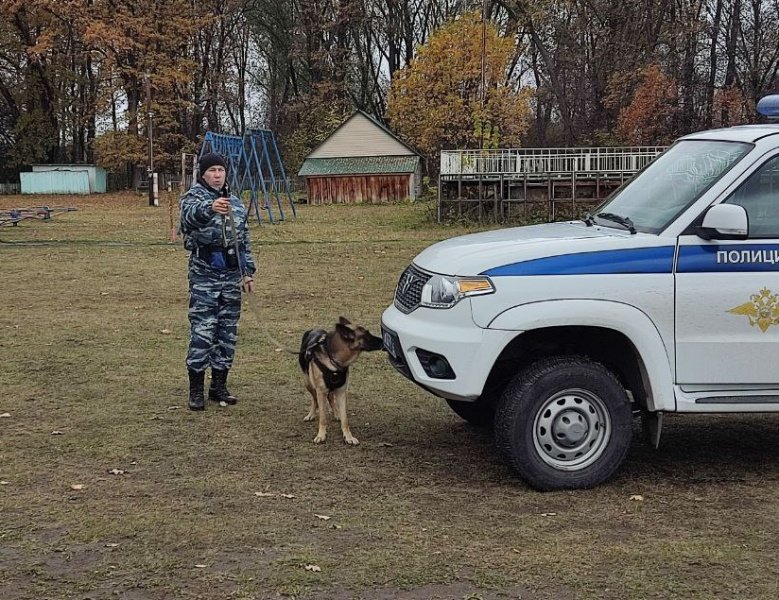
[297,111,422,204]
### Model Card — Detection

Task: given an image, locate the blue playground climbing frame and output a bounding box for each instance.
[199,130,296,224]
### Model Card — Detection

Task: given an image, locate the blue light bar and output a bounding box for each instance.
[757,94,779,118]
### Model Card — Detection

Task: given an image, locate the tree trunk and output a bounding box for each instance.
[705,0,724,128]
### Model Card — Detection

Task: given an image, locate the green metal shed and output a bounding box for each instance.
[22,165,107,194]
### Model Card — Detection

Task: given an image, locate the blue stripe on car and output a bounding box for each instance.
[482,247,676,276]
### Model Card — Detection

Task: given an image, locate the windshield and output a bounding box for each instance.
[593,140,752,233]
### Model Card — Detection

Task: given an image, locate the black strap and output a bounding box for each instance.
[194,246,215,261]
[194,244,245,261]
[195,243,245,254]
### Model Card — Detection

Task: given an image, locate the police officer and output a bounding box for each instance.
[179,152,256,411]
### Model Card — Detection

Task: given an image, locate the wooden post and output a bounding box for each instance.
[478,174,483,221]
[523,172,528,219]
[437,174,443,223]
[505,179,511,220]
[498,174,504,221]
[572,171,576,216]
[180,153,186,193]
[494,179,499,221]
[458,177,463,219]
[548,178,553,222]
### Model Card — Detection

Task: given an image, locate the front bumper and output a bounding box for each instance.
[381,301,517,401]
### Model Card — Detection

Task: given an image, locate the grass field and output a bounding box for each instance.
[2,193,779,600]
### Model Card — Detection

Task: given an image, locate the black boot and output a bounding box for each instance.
[188,369,205,411]
[209,368,238,405]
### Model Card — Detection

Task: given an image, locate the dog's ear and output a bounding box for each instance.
[338,316,352,326]
[336,322,355,341]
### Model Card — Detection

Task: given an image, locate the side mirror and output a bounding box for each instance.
[697,204,748,240]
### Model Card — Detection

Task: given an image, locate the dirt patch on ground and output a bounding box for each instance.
[317,583,557,600]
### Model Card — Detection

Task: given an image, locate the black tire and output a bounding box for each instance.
[446,397,496,428]
[494,356,633,491]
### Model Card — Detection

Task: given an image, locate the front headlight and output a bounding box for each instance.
[420,275,495,309]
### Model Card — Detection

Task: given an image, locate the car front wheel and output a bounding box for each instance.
[494,356,633,491]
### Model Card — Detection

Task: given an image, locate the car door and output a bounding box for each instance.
[675,153,779,385]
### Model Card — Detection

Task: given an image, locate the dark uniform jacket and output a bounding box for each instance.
[179,181,256,276]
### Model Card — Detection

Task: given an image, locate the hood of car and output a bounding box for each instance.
[413,221,652,276]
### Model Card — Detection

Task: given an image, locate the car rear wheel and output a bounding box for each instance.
[495,356,633,491]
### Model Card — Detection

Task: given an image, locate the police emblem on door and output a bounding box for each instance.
[728,288,779,332]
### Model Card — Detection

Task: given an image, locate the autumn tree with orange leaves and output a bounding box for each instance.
[387,11,532,161]
[85,0,200,175]
[0,0,247,179]
[606,65,680,146]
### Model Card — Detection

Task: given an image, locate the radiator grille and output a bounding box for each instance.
[394,264,432,313]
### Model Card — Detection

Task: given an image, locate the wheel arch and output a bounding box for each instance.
[484,300,675,412]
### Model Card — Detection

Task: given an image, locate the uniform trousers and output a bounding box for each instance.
[186,259,242,372]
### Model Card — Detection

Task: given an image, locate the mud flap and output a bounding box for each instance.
[641,410,663,449]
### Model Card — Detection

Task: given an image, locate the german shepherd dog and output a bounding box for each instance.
[299,317,383,445]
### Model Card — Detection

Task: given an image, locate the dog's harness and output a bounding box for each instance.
[313,355,348,390]
[306,333,348,390]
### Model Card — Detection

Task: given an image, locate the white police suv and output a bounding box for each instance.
[382,98,779,490]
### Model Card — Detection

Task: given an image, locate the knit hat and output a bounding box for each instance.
[198,152,227,175]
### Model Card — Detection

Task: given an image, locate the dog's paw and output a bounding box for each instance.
[303,413,315,422]
[313,432,327,444]
[343,435,360,446]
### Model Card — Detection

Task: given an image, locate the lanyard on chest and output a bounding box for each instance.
[221,204,237,248]
[221,203,245,277]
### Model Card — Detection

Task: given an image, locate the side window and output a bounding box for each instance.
[725,155,779,238]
